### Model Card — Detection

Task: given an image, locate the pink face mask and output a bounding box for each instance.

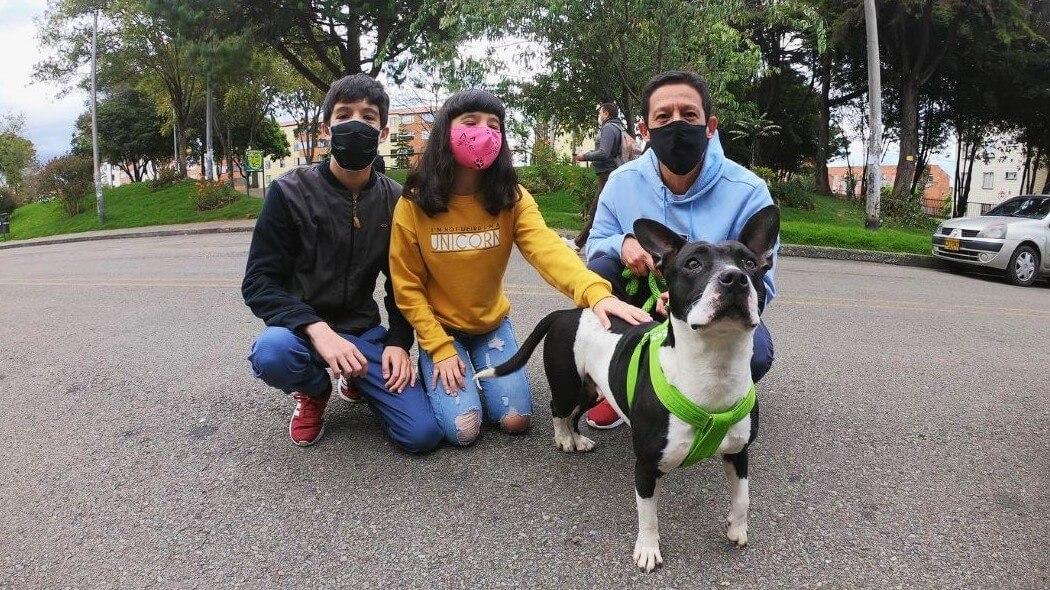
[450,125,502,170]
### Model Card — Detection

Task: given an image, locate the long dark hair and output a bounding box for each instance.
[404,89,520,217]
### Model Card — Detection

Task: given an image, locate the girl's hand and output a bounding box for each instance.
[432,355,467,395]
[592,296,652,330]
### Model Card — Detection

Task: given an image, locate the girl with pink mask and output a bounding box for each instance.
[389,89,651,447]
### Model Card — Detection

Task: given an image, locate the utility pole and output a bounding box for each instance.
[90,8,105,223]
[172,106,178,170]
[205,81,215,181]
[863,0,882,230]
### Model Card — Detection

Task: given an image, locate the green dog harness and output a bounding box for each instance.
[622,267,667,313]
[625,321,757,468]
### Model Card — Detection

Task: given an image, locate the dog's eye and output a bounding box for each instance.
[685,258,702,270]
[743,259,757,270]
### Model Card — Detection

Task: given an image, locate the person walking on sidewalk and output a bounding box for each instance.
[574,102,629,249]
[242,74,443,451]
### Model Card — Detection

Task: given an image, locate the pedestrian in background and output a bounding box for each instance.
[574,102,628,249]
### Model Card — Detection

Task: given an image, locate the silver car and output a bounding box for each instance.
[932,195,1050,287]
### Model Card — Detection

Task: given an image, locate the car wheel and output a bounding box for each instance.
[1007,245,1040,287]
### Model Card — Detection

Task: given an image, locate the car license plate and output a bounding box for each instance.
[944,237,960,251]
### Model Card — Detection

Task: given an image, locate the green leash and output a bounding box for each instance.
[625,321,756,468]
[622,267,667,313]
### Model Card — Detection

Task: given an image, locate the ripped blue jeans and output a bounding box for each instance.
[418,318,533,446]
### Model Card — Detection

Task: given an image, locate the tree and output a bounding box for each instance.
[72,86,170,181]
[875,0,1031,204]
[727,112,782,169]
[273,62,325,165]
[0,114,37,190]
[37,0,206,176]
[38,154,94,216]
[153,0,469,92]
[498,0,761,140]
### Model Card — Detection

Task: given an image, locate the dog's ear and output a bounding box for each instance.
[633,218,686,272]
[738,205,780,268]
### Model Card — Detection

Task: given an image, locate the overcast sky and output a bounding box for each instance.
[0,0,88,162]
[1,0,955,174]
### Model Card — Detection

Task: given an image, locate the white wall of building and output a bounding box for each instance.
[964,142,1048,217]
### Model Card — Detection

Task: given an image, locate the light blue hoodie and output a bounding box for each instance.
[584,132,778,304]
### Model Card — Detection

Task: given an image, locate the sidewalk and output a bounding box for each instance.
[0,219,943,269]
[0,219,256,250]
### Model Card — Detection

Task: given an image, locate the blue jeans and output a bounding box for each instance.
[587,254,775,382]
[249,325,444,453]
[418,318,533,446]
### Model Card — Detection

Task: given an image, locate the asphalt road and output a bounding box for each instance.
[1,234,1047,590]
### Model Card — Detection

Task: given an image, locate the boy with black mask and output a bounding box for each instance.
[243,74,443,451]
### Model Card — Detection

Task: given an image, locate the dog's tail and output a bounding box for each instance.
[474,310,568,386]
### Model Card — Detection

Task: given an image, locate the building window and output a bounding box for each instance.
[1004,171,1018,181]
[981,203,994,214]
[982,172,994,189]
[389,115,400,127]
[422,131,430,141]
[422,112,435,124]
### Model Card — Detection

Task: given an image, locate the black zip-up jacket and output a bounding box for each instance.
[241,160,413,349]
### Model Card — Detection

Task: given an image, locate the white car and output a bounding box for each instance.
[932,195,1050,287]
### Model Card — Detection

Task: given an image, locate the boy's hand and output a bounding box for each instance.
[382,346,416,394]
[304,322,367,380]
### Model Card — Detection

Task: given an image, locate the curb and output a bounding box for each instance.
[2,224,943,270]
[778,243,943,269]
[0,224,255,251]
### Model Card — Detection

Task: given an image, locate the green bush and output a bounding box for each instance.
[751,166,777,185]
[880,186,937,228]
[0,186,16,216]
[770,179,816,210]
[38,155,94,217]
[150,167,184,191]
[519,142,598,212]
[191,180,240,211]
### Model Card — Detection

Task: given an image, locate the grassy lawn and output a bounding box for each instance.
[1,180,261,242]
[536,191,936,255]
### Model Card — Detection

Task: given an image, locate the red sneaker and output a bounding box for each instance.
[585,398,625,429]
[336,376,365,403]
[289,390,329,446]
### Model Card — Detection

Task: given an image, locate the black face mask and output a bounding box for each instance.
[329,120,380,171]
[647,120,709,176]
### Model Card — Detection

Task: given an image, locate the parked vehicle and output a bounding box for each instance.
[932,195,1050,287]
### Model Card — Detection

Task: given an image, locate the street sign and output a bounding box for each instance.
[245,150,264,172]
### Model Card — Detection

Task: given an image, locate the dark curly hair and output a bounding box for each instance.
[403,89,520,217]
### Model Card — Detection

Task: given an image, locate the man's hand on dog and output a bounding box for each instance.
[432,355,467,395]
[304,321,368,380]
[382,346,416,394]
[621,236,656,276]
[593,296,652,329]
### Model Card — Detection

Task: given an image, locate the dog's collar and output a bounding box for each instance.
[626,321,756,468]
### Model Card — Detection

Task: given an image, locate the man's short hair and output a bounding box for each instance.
[640,70,713,123]
[599,102,619,120]
[322,74,390,127]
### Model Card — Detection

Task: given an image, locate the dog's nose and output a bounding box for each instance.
[718,269,749,290]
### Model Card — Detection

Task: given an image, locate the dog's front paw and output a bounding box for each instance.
[553,432,596,453]
[633,536,663,572]
[724,516,748,547]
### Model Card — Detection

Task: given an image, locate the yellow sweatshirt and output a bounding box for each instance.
[390,187,613,362]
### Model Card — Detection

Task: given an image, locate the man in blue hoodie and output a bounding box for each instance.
[583,70,778,429]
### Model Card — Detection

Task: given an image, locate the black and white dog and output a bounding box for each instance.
[475,205,779,572]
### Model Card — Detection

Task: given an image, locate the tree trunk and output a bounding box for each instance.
[1019,144,1032,195]
[892,77,919,202]
[952,129,962,217]
[958,138,979,217]
[814,54,831,193]
[1027,147,1042,194]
